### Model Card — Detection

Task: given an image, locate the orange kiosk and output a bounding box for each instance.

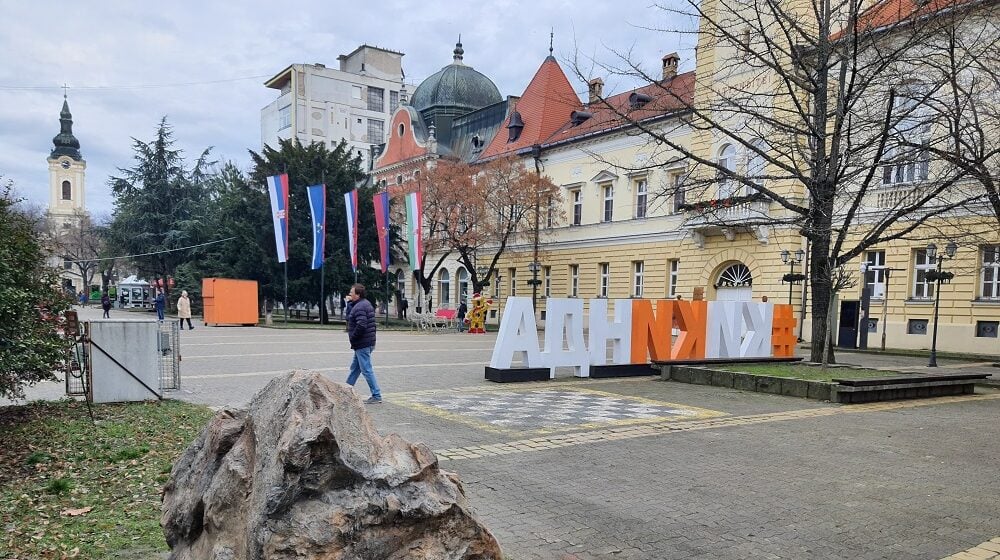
[202,278,259,326]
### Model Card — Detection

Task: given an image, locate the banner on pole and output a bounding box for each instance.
[306,184,326,270]
[405,191,423,271]
[344,189,359,273]
[266,174,290,263]
[373,191,391,273]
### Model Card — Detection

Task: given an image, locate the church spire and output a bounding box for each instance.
[453,35,464,64]
[51,92,82,160]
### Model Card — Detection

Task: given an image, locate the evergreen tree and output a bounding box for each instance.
[0,180,72,400]
[107,118,213,299]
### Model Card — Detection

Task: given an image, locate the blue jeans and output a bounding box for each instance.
[346,346,381,400]
[156,307,164,320]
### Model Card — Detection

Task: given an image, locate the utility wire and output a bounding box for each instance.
[63,236,237,264]
[0,75,271,91]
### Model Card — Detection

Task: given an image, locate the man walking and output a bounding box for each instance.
[345,283,382,404]
[154,289,165,321]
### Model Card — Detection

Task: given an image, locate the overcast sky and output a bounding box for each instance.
[0,0,694,216]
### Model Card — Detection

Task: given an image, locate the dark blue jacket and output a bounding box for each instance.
[347,298,376,350]
[154,293,165,311]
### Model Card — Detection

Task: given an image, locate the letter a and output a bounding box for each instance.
[490,297,543,369]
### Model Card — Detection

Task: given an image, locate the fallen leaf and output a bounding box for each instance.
[60,506,92,517]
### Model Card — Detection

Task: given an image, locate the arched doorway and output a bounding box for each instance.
[715,263,752,301]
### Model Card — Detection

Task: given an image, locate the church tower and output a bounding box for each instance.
[47,93,86,226]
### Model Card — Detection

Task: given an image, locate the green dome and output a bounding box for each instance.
[410,41,502,115]
[51,97,82,160]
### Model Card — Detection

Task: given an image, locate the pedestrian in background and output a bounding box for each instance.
[345,283,382,404]
[457,299,468,332]
[101,292,112,318]
[154,289,165,321]
[177,290,194,330]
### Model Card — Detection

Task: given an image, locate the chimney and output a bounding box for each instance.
[662,53,680,80]
[588,78,604,104]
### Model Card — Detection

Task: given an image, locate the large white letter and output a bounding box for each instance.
[542,298,589,377]
[740,302,773,357]
[588,299,633,367]
[490,297,542,369]
[706,301,741,358]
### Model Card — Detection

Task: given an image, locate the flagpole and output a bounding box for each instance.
[283,165,289,324]
[320,173,326,325]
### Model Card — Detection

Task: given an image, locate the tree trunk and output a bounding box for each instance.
[808,238,836,364]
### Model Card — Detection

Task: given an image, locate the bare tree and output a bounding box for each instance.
[48,210,106,295]
[572,0,986,361]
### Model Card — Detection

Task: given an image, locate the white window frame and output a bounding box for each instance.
[602,184,614,222]
[746,139,767,192]
[599,262,610,298]
[634,178,648,219]
[670,171,686,214]
[570,264,579,297]
[509,268,517,297]
[717,144,737,198]
[633,261,644,298]
[438,269,451,307]
[865,250,886,299]
[912,249,935,299]
[668,260,679,297]
[543,266,551,298]
[278,105,291,130]
[571,189,582,226]
[981,245,1000,300]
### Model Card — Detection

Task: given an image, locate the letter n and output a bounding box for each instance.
[630,300,673,363]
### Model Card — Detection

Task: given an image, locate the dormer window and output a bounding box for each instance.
[629,92,652,109]
[507,111,524,143]
[471,135,482,150]
[570,111,592,127]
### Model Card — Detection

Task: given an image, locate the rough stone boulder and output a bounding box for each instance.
[161,371,502,560]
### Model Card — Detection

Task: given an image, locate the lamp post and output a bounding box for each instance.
[926,241,957,367]
[780,249,806,305]
[527,261,542,310]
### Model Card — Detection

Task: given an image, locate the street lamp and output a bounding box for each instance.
[476,266,490,290]
[926,241,957,367]
[527,261,543,310]
[780,249,806,305]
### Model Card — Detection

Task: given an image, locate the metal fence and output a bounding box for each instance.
[158,321,181,391]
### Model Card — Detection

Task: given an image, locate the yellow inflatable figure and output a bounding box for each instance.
[465,292,493,334]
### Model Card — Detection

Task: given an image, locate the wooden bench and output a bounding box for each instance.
[831,372,990,403]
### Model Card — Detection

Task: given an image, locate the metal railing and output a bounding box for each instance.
[158,321,181,391]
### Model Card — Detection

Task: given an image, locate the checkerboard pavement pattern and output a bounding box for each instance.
[391,386,725,436]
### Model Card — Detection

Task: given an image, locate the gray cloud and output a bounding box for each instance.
[0,0,692,215]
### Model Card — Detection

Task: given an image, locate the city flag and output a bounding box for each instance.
[266,174,289,263]
[344,189,359,272]
[405,191,423,271]
[373,191,391,273]
[306,184,326,270]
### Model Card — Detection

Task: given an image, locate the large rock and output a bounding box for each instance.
[161,371,502,560]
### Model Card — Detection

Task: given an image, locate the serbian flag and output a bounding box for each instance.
[405,192,423,271]
[344,189,359,273]
[266,174,289,263]
[306,184,326,270]
[373,191,391,273]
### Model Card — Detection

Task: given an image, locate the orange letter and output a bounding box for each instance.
[771,304,797,357]
[671,300,707,360]
[630,300,673,363]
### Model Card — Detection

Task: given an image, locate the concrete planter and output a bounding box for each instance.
[659,365,835,401]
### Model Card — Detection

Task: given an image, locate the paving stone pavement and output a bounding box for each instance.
[6,308,999,559]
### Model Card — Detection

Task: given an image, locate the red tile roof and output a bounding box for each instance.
[543,72,694,147]
[834,0,973,39]
[479,56,583,159]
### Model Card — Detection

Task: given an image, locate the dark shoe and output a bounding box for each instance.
[364,397,383,404]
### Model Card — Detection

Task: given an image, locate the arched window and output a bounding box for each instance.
[883,82,931,186]
[746,139,767,193]
[61,180,71,200]
[395,269,405,298]
[438,269,451,307]
[717,144,737,198]
[716,263,753,287]
[457,267,469,303]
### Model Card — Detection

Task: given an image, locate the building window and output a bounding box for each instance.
[61,180,71,200]
[278,105,291,130]
[543,266,551,298]
[457,267,469,303]
[570,264,579,297]
[546,196,554,229]
[882,145,929,185]
[367,119,384,143]
[571,189,582,226]
[509,268,517,297]
[981,245,1000,300]
[438,269,451,307]
[352,85,362,99]
[602,184,614,222]
[884,84,931,186]
[747,139,766,190]
[865,250,886,299]
[389,90,400,113]
[668,259,679,297]
[493,273,501,298]
[63,258,72,270]
[670,172,686,213]
[912,249,935,299]
[976,321,999,338]
[634,178,648,219]
[907,319,928,335]
[633,261,644,297]
[367,87,384,112]
[599,263,610,297]
[717,144,737,198]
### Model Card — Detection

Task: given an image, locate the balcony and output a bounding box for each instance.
[871,183,929,209]
[681,194,772,246]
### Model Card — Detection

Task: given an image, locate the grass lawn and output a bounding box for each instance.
[0,399,213,559]
[718,363,894,382]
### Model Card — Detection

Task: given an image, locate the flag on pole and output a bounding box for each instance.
[266,174,289,263]
[306,184,326,270]
[405,191,423,271]
[373,191,391,273]
[344,189,359,272]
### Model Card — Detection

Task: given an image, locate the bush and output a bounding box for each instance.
[0,183,73,400]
